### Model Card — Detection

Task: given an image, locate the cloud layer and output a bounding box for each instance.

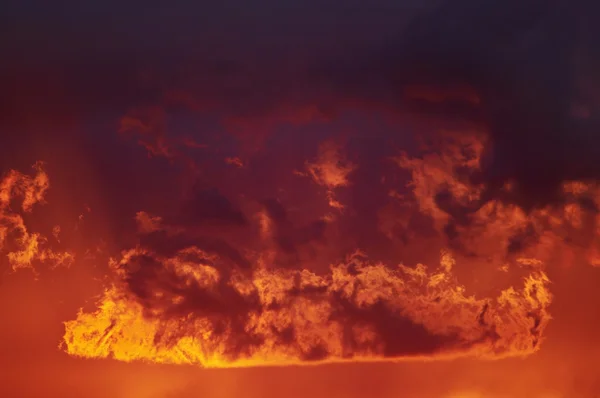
[1,0,599,371]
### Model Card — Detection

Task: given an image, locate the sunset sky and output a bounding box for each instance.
[2,0,600,397]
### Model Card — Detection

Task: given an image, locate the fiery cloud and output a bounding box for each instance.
[58,120,600,369]
[61,134,563,367]
[63,248,550,367]
[0,163,73,272]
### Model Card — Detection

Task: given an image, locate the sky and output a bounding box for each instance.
[1,0,600,397]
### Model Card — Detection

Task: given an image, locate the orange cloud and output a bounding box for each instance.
[300,141,356,210]
[63,248,550,367]
[0,163,74,272]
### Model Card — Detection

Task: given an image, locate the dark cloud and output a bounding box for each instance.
[5,0,597,220]
[2,0,597,259]
[389,0,599,210]
[139,231,252,270]
[262,199,327,255]
[302,0,599,216]
[178,186,247,227]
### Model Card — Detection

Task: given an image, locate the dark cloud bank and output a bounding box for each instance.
[2,0,599,209]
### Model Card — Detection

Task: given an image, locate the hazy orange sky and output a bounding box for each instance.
[2,0,600,396]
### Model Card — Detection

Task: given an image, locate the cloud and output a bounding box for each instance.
[60,111,600,367]
[261,198,328,256]
[382,0,600,210]
[61,133,573,367]
[63,247,551,366]
[301,140,356,210]
[0,163,74,272]
[177,185,247,227]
